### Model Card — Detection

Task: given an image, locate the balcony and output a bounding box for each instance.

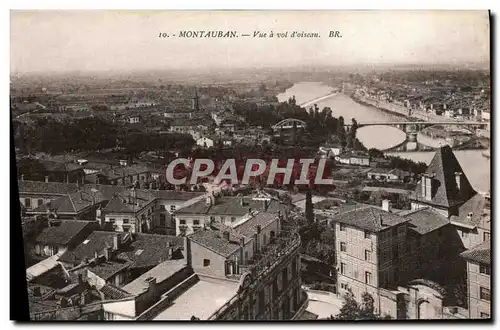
[240,229,301,283]
[209,229,301,320]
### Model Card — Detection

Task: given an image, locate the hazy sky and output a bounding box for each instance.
[10,10,490,73]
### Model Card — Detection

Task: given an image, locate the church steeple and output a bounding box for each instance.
[192,88,200,111]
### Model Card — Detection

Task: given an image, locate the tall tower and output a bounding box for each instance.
[192,88,200,111]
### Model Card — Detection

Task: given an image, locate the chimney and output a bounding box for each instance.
[256,225,262,234]
[168,247,173,259]
[32,286,41,297]
[78,274,84,285]
[205,196,213,206]
[113,235,119,251]
[94,251,99,259]
[455,172,462,192]
[240,198,245,206]
[379,214,384,227]
[248,207,252,214]
[263,199,269,211]
[240,238,245,263]
[45,175,49,183]
[421,175,426,198]
[104,247,111,260]
[184,236,191,265]
[382,199,391,213]
[21,174,24,181]
[145,277,157,299]
[223,231,230,241]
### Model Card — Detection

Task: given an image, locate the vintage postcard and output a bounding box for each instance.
[10,10,491,321]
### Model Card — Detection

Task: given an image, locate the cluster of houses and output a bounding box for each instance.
[21,177,305,321]
[355,85,490,122]
[20,146,491,320]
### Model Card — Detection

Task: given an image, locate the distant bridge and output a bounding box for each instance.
[298,92,339,108]
[345,121,488,143]
[272,118,307,131]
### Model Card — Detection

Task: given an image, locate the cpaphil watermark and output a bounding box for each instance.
[165,158,334,186]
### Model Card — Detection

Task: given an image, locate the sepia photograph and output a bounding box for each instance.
[10,9,491,321]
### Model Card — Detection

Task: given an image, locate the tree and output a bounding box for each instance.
[305,190,314,224]
[331,291,387,320]
[333,290,359,320]
[359,292,376,319]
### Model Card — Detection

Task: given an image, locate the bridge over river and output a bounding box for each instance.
[299,92,339,108]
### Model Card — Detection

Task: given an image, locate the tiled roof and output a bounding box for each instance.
[35,220,96,245]
[411,145,476,209]
[88,260,132,280]
[37,159,83,173]
[149,190,205,201]
[399,207,450,235]
[58,231,121,264]
[100,283,133,300]
[17,180,79,195]
[460,240,491,265]
[329,205,408,232]
[59,231,183,268]
[189,230,242,257]
[450,193,490,228]
[31,188,114,214]
[103,189,156,213]
[175,196,284,216]
[122,259,187,296]
[233,212,277,238]
[117,234,184,269]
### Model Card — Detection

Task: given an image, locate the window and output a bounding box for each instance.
[480,287,490,301]
[123,227,130,233]
[340,223,346,231]
[398,226,405,235]
[231,217,236,223]
[159,214,166,226]
[179,219,186,225]
[392,227,397,236]
[365,272,372,284]
[203,259,210,267]
[340,263,346,274]
[340,283,348,290]
[220,216,225,222]
[159,205,165,210]
[364,231,370,239]
[37,199,44,207]
[193,220,200,225]
[480,264,491,276]
[480,312,490,319]
[484,232,490,242]
[365,250,371,261]
[170,205,176,212]
[109,218,115,223]
[210,216,215,222]
[104,312,115,320]
[461,230,468,238]
[340,242,347,252]
[123,218,129,224]
[24,198,31,208]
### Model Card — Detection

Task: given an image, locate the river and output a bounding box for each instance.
[277,82,490,193]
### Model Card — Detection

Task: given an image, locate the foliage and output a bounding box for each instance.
[330,291,389,320]
[19,117,195,156]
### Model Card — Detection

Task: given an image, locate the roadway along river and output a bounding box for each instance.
[277,82,491,193]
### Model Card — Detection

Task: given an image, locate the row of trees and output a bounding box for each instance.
[15,117,195,156]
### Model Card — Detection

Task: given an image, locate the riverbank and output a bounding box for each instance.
[349,93,408,120]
